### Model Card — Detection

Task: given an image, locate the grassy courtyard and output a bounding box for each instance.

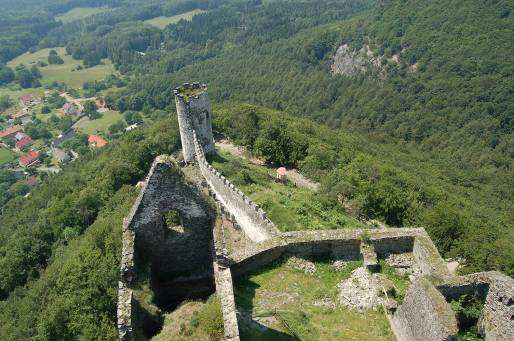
[144,9,206,29]
[234,258,394,340]
[6,47,115,89]
[208,150,363,232]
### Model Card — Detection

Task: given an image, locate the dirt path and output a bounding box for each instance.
[215,139,320,191]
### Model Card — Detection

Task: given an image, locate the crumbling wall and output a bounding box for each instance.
[231,229,424,277]
[478,272,514,340]
[193,132,278,243]
[174,83,214,162]
[438,271,514,340]
[412,230,450,279]
[118,220,135,341]
[117,155,216,339]
[175,96,196,162]
[393,278,459,341]
[214,264,240,341]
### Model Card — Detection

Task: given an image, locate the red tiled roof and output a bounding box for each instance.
[15,136,33,149]
[19,94,33,103]
[0,125,23,138]
[19,150,39,167]
[88,135,108,147]
[11,111,30,119]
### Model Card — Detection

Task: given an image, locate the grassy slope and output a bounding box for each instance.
[0,87,44,104]
[209,150,363,232]
[74,110,123,135]
[143,9,206,29]
[235,259,394,340]
[0,147,15,165]
[55,7,109,23]
[6,47,115,89]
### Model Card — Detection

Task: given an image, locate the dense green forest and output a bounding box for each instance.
[0,119,180,338]
[0,0,512,339]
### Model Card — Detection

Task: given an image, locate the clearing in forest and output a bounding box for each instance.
[144,9,206,29]
[6,47,115,89]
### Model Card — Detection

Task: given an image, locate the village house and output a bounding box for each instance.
[15,136,33,150]
[19,150,39,167]
[10,110,32,125]
[14,132,28,141]
[19,94,41,107]
[0,125,23,139]
[62,102,82,116]
[88,135,108,148]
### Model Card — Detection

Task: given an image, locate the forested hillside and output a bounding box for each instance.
[0,0,512,339]
[0,119,180,338]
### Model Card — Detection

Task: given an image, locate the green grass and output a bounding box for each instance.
[208,150,363,232]
[234,258,394,340]
[55,7,109,23]
[0,87,44,105]
[144,9,206,29]
[6,47,115,89]
[74,110,123,135]
[378,260,410,304]
[0,147,15,166]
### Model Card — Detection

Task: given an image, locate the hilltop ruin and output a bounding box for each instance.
[117,83,513,340]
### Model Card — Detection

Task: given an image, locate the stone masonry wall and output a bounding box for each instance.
[437,271,514,340]
[117,157,161,341]
[174,83,215,162]
[393,277,459,341]
[230,228,424,277]
[193,132,279,242]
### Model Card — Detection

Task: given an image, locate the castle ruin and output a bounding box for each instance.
[174,83,215,163]
[117,83,513,340]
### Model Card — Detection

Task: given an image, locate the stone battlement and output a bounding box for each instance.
[192,131,278,242]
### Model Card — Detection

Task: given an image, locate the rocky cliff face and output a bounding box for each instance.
[331,43,402,77]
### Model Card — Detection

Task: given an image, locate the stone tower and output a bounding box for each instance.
[173,82,215,162]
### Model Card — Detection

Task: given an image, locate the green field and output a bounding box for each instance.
[0,147,15,166]
[74,110,123,135]
[209,150,363,232]
[7,47,115,89]
[55,7,109,23]
[235,259,394,340]
[0,87,44,105]
[143,9,205,29]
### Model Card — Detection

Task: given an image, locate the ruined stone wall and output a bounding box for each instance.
[437,271,514,340]
[175,96,196,162]
[393,278,459,341]
[412,230,451,279]
[174,83,214,162]
[188,91,214,154]
[478,272,514,340]
[118,220,136,341]
[230,229,423,277]
[117,156,217,339]
[193,132,278,243]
